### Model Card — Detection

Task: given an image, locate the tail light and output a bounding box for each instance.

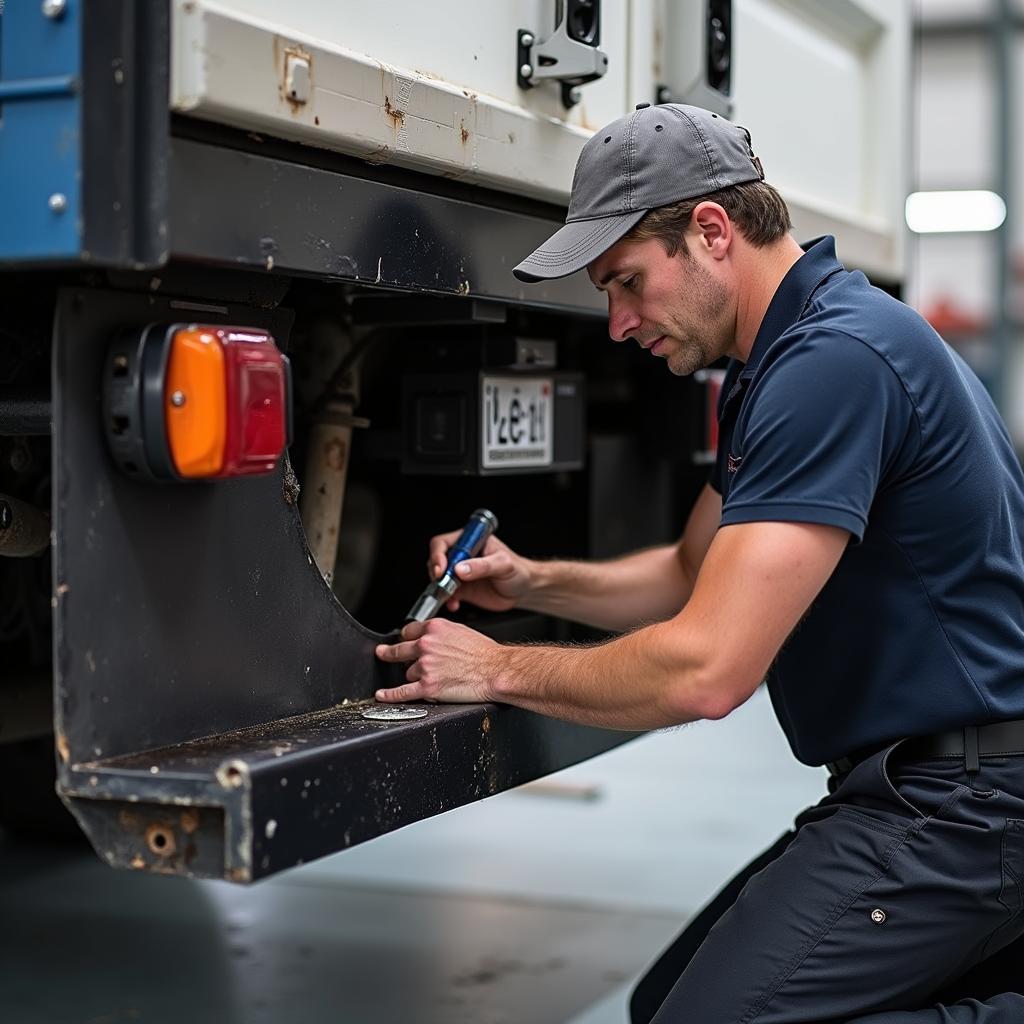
[103,324,292,482]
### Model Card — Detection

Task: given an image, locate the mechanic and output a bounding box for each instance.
[375,103,1024,1022]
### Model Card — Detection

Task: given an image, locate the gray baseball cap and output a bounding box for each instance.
[513,103,765,283]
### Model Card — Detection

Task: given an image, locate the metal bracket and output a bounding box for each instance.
[517,1,608,110]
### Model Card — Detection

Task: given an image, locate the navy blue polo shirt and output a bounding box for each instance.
[711,236,1024,766]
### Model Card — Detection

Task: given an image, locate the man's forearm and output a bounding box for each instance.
[519,546,693,632]
[490,621,711,729]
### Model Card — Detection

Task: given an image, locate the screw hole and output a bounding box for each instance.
[123,461,138,473]
[145,823,177,857]
[604,136,611,143]
[655,125,663,132]
[111,415,129,436]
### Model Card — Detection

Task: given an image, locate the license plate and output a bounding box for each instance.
[481,376,553,469]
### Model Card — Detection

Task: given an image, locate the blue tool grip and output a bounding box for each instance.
[445,509,498,573]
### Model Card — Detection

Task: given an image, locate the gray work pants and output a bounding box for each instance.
[630,744,1024,1023]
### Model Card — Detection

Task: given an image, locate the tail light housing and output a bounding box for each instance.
[103,324,292,482]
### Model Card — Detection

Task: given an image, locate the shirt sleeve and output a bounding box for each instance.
[720,330,919,541]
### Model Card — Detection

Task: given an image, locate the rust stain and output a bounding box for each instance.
[282,459,300,505]
[118,806,140,831]
[383,96,405,128]
[56,732,70,764]
[180,808,200,835]
[481,715,491,733]
[279,42,312,115]
[130,853,146,870]
[314,115,320,126]
[323,437,348,471]
[460,120,470,145]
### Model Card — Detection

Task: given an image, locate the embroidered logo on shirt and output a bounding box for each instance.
[727,453,742,473]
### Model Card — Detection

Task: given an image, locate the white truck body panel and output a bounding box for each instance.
[171,0,909,279]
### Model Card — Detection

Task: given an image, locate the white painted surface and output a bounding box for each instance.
[170,0,911,278]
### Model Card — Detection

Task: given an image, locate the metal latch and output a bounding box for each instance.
[517,0,608,109]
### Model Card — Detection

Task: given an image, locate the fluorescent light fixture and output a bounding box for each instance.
[905,190,1006,233]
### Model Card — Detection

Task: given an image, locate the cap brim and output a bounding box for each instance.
[513,209,648,283]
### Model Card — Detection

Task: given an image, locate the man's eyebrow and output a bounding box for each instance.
[594,266,630,291]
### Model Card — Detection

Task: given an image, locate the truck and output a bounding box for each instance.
[0,0,909,881]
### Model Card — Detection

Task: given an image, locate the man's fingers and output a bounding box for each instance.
[454,552,509,580]
[400,620,428,641]
[375,639,419,662]
[428,531,504,580]
[428,531,464,578]
[375,681,424,703]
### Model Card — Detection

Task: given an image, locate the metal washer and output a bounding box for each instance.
[361,706,428,722]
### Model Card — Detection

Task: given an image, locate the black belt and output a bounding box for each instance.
[826,718,1024,778]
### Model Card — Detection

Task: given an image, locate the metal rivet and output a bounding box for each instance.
[520,63,533,79]
[48,192,67,214]
[870,908,886,924]
[170,390,186,408]
[42,0,67,19]
[568,87,582,104]
[521,32,534,47]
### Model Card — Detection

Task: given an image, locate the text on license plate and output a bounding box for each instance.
[481,376,553,469]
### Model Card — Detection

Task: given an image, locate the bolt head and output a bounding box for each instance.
[41,0,67,18]
[520,63,533,80]
[521,32,535,47]
[870,908,887,924]
[568,87,582,104]
[48,192,67,214]
[170,390,186,408]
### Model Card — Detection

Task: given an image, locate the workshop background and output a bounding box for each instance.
[2,1,1022,1023]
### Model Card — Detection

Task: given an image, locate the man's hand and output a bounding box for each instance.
[374,619,503,704]
[427,530,534,613]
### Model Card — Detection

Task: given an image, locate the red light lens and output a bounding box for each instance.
[220,330,289,477]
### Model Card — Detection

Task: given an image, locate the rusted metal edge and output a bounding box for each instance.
[58,699,633,882]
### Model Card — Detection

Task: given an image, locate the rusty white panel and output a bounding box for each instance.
[171,0,909,279]
[730,0,910,279]
[170,0,631,206]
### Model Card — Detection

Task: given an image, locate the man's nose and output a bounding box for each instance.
[608,301,641,343]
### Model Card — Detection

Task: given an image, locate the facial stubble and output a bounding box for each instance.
[662,254,732,377]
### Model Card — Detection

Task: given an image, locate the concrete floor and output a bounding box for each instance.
[0,687,826,1024]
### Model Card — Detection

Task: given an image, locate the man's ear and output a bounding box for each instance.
[689,202,732,260]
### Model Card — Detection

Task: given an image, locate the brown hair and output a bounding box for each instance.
[623,180,792,256]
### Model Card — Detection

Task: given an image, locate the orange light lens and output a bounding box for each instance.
[164,329,227,477]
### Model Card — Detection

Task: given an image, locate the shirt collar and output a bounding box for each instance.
[739,235,844,378]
